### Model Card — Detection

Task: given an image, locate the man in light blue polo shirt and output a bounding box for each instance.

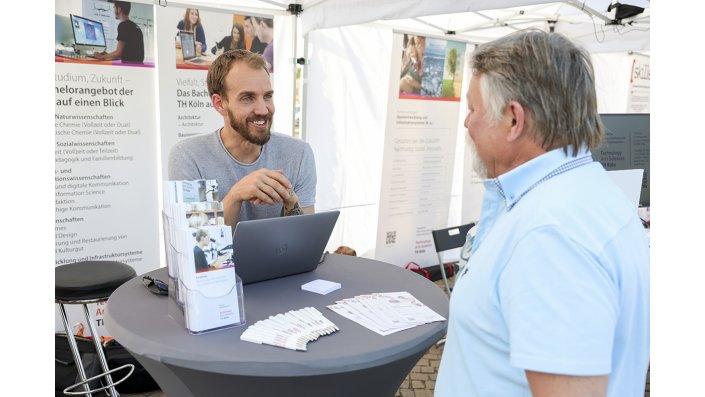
[435,31,649,397]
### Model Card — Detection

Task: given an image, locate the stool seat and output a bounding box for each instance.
[56,261,137,302]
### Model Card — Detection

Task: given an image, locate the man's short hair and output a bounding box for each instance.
[471,30,603,153]
[207,50,269,99]
[114,1,131,16]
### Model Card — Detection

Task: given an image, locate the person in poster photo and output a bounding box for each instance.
[177,8,207,54]
[168,50,316,227]
[193,229,228,272]
[253,16,274,73]
[435,31,650,397]
[399,35,425,94]
[211,23,246,55]
[94,1,144,64]
[244,15,267,54]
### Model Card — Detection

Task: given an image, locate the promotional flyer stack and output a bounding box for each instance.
[162,179,246,334]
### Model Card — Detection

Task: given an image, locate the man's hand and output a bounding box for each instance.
[227,168,291,206]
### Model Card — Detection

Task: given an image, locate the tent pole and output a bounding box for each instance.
[300,32,309,142]
[288,3,302,139]
[564,0,612,23]
[292,16,299,138]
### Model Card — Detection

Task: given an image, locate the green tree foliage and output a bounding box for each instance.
[447,48,458,80]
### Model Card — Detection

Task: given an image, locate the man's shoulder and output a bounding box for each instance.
[170,130,220,156]
[269,132,310,150]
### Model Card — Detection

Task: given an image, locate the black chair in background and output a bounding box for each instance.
[431,222,476,296]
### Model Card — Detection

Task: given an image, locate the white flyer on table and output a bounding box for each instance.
[327,291,444,336]
[373,292,446,324]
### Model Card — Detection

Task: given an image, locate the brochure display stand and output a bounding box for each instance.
[162,180,246,334]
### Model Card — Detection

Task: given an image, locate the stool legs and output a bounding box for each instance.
[82,304,119,397]
[58,303,93,396]
[58,302,120,397]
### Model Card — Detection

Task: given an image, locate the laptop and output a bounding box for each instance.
[179,31,209,65]
[232,211,340,285]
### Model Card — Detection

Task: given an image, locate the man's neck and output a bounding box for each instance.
[261,30,273,44]
[219,127,262,164]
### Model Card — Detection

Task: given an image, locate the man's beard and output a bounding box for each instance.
[228,108,272,146]
[466,134,489,179]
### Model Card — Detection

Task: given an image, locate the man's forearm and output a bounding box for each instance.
[282,188,305,216]
[283,201,304,216]
[222,192,243,227]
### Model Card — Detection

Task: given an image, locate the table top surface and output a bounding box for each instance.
[105,254,448,377]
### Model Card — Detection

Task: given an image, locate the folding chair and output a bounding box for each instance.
[431,222,476,347]
[431,222,476,296]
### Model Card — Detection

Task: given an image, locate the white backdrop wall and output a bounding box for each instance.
[305,25,392,257]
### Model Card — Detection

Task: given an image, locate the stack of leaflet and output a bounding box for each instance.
[327,292,445,336]
[240,307,339,351]
[162,179,245,334]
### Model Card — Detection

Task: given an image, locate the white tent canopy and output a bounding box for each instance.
[165,0,650,53]
[300,0,649,53]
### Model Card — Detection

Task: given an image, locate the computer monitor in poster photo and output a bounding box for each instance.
[70,14,107,55]
[592,114,650,208]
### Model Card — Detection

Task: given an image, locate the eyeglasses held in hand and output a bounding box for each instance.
[142,275,168,296]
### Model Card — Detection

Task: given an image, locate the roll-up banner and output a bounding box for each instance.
[627,53,650,113]
[55,0,158,335]
[375,33,467,267]
[157,5,276,177]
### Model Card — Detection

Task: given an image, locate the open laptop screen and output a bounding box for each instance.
[180,31,196,60]
[232,211,340,285]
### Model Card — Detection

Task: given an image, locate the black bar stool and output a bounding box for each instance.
[56,261,137,396]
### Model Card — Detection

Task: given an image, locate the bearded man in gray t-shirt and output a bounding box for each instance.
[168,50,316,227]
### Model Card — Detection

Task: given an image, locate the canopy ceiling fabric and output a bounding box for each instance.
[299,0,650,53]
[169,0,649,53]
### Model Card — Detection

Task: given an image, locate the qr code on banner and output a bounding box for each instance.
[386,231,396,245]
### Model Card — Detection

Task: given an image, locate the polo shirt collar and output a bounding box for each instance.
[493,145,593,210]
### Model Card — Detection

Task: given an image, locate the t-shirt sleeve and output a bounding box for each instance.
[116,22,125,42]
[168,141,202,181]
[499,225,618,376]
[294,143,317,208]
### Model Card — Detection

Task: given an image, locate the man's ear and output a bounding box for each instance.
[212,94,227,117]
[505,100,526,143]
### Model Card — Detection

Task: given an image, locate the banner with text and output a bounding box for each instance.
[55,0,159,335]
[157,6,276,176]
[375,33,467,268]
[627,53,650,113]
